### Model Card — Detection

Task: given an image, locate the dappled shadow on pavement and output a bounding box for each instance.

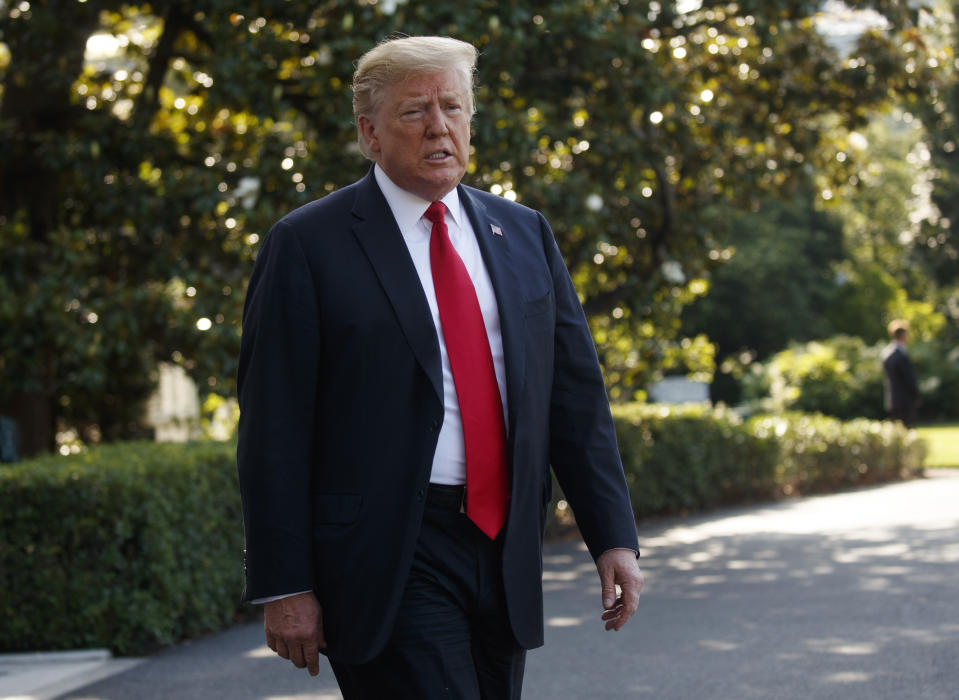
[62,473,959,700]
[59,620,343,700]
[525,472,959,700]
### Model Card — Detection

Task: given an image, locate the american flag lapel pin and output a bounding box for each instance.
[490,224,503,236]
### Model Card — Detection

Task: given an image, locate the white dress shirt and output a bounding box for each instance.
[373,164,509,485]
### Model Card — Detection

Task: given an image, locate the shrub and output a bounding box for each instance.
[585,404,924,519]
[742,336,885,420]
[0,441,244,655]
[747,412,926,496]
[741,334,959,423]
[912,341,959,423]
[612,403,780,515]
[3,418,926,653]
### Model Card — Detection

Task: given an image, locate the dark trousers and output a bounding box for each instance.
[889,405,917,428]
[330,496,526,699]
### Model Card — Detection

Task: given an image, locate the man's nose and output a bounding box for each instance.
[424,104,449,137]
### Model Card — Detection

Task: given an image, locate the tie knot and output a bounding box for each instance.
[425,201,446,226]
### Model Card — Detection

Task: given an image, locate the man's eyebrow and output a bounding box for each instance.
[397,92,463,108]
[398,96,428,107]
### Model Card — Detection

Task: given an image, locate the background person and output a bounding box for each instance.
[881,319,920,427]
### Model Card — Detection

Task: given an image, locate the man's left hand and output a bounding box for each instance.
[596,548,644,631]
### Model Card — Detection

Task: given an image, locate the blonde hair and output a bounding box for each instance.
[352,36,478,159]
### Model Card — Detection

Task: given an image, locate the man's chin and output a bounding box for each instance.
[414,173,464,200]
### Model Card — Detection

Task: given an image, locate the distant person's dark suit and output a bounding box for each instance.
[236,168,639,664]
[881,341,919,427]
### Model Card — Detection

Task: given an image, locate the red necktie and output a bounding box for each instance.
[425,201,509,539]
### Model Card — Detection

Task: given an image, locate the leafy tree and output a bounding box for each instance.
[689,112,945,399]
[910,1,959,342]
[1,0,346,453]
[685,189,844,357]
[741,335,885,420]
[681,3,953,402]
[0,0,940,454]
[681,187,845,402]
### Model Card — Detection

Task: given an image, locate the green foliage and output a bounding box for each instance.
[820,114,949,345]
[911,340,959,422]
[0,0,942,451]
[825,262,911,344]
[612,403,779,514]
[593,403,924,519]
[743,334,959,422]
[742,336,885,419]
[0,417,927,653]
[911,1,959,331]
[682,190,845,363]
[686,109,951,405]
[748,412,926,494]
[832,117,936,296]
[0,441,243,654]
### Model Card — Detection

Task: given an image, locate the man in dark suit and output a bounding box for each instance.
[237,35,643,699]
[881,319,920,427]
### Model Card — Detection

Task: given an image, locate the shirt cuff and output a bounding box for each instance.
[250,590,312,605]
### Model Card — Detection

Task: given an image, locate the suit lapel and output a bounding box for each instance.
[459,186,526,437]
[350,172,444,405]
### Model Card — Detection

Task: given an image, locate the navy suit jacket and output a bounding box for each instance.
[881,343,919,425]
[237,169,638,664]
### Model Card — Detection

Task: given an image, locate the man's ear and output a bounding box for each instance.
[358,115,379,154]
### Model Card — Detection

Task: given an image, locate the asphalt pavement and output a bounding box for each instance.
[7,469,958,700]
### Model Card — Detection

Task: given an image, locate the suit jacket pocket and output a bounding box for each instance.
[313,492,362,524]
[523,290,553,333]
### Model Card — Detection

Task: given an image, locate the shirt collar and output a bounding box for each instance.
[373,164,465,231]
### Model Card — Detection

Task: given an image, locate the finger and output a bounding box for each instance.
[621,578,643,617]
[596,555,620,610]
[275,639,290,660]
[608,592,637,631]
[290,643,309,669]
[599,573,618,610]
[607,604,630,630]
[601,603,623,620]
[605,605,627,628]
[304,643,320,676]
[265,630,277,652]
[604,607,626,630]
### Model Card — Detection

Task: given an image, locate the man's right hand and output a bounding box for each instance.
[264,592,326,676]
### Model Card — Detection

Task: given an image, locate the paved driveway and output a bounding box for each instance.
[57,470,959,700]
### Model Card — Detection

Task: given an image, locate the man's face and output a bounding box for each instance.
[359,68,471,202]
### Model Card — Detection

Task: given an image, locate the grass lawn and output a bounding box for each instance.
[916,424,959,468]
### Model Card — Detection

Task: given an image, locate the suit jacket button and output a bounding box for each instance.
[417,488,425,500]
[430,420,440,431]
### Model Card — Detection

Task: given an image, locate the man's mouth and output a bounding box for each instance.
[426,150,451,161]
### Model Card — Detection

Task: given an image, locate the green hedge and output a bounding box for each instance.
[3,410,926,653]
[612,403,781,515]
[748,412,926,495]
[604,404,925,518]
[0,441,243,655]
